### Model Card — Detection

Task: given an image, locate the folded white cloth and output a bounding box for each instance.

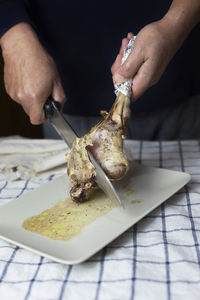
[0,136,69,180]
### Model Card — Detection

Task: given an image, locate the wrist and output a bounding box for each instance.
[0,22,40,56]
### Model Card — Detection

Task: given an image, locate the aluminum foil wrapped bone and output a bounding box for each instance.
[114,36,136,98]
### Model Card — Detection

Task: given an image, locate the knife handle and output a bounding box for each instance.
[44,96,61,118]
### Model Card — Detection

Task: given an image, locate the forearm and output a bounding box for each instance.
[162,0,200,42]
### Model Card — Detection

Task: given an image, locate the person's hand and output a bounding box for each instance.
[112,19,187,101]
[0,22,66,124]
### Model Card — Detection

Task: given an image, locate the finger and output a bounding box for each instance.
[111,37,130,74]
[113,48,144,83]
[119,37,130,55]
[111,54,123,74]
[51,79,66,111]
[28,101,45,125]
[127,32,134,39]
[131,58,155,101]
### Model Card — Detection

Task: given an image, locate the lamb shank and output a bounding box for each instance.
[66,36,135,202]
[66,91,131,202]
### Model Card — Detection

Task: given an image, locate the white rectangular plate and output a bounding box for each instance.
[0,163,190,265]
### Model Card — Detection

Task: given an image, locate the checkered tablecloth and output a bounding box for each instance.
[0,140,200,300]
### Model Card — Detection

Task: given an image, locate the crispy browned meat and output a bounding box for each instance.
[66,92,131,202]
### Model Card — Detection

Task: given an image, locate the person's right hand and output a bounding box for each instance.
[0,22,66,124]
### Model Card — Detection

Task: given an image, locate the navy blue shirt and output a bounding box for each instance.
[0,0,199,115]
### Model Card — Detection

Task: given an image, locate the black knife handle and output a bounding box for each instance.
[44,96,61,118]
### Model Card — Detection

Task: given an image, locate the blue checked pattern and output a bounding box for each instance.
[0,140,200,300]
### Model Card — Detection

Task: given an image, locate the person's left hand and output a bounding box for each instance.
[111,19,185,101]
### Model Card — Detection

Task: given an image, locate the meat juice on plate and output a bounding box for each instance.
[22,189,118,241]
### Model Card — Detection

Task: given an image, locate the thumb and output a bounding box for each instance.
[52,79,67,111]
[113,49,143,83]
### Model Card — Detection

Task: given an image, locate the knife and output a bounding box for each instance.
[44,96,122,206]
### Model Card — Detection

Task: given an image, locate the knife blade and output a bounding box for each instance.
[44,96,122,206]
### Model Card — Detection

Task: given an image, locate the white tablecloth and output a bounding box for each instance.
[0,140,200,300]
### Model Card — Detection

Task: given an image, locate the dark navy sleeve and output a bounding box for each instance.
[0,0,31,38]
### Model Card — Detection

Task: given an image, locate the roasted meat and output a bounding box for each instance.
[66,91,131,202]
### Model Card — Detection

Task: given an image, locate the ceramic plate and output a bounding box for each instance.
[0,163,190,264]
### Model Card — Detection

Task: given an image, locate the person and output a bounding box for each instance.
[0,0,200,139]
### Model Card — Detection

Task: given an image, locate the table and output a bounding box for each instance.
[0,140,200,300]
